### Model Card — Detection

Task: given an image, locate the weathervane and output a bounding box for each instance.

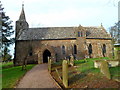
[22,1,24,8]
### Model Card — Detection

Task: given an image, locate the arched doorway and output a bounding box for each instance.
[43,49,51,63]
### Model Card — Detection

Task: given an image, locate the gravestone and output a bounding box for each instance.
[48,57,52,73]
[100,61,111,79]
[70,55,74,66]
[62,60,68,88]
[114,46,120,60]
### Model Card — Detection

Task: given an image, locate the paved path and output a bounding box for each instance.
[16,64,59,88]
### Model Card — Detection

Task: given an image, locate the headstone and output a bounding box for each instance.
[114,47,120,60]
[62,60,68,88]
[100,61,111,79]
[48,57,51,73]
[70,55,74,66]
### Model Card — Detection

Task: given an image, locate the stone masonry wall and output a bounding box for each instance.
[86,39,112,58]
[15,38,112,65]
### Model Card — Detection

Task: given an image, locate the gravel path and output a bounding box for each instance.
[16,64,59,88]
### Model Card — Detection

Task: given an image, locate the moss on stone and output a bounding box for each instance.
[100,61,111,79]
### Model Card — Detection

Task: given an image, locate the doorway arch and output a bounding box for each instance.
[43,49,51,63]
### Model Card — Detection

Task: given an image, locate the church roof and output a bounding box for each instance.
[84,27,111,39]
[18,26,111,40]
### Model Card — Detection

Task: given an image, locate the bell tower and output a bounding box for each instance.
[15,4,29,39]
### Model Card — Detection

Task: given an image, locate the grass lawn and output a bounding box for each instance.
[2,62,13,69]
[2,61,36,88]
[110,66,120,80]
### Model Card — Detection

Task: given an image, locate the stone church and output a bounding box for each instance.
[14,5,112,65]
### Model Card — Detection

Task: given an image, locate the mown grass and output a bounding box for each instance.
[110,66,120,80]
[2,62,13,69]
[75,58,100,74]
[75,57,120,80]
[2,62,36,88]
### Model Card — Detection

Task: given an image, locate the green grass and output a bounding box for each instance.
[52,60,63,67]
[52,57,110,73]
[2,62,13,69]
[114,47,120,50]
[74,57,110,65]
[76,59,100,73]
[75,57,120,80]
[110,66,120,78]
[2,62,36,88]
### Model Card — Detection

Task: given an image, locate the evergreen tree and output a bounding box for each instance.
[0,1,14,62]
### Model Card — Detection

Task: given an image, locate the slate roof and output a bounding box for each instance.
[18,26,111,40]
[84,27,111,39]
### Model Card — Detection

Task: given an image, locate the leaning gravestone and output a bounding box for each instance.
[70,55,74,66]
[62,60,68,88]
[100,60,111,79]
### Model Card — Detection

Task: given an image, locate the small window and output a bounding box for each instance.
[78,31,80,37]
[62,45,65,54]
[81,32,83,37]
[86,31,89,37]
[29,52,32,56]
[78,31,83,37]
[74,45,77,54]
[20,23,22,26]
[29,47,33,56]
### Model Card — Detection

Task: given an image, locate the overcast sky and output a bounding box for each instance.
[1,0,119,57]
[1,0,119,29]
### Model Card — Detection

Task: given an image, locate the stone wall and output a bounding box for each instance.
[14,38,112,65]
[86,39,112,58]
[15,39,78,65]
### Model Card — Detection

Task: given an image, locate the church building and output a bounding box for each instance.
[14,5,112,65]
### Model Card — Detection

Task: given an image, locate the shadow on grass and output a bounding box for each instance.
[68,73,87,85]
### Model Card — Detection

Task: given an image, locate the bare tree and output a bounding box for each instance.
[109,22,119,43]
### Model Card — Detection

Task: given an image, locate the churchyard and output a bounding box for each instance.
[1,46,120,88]
[50,57,120,88]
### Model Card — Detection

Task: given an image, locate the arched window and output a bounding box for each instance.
[88,44,92,55]
[102,44,106,57]
[86,31,89,37]
[29,47,33,56]
[62,45,65,54]
[74,45,77,54]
